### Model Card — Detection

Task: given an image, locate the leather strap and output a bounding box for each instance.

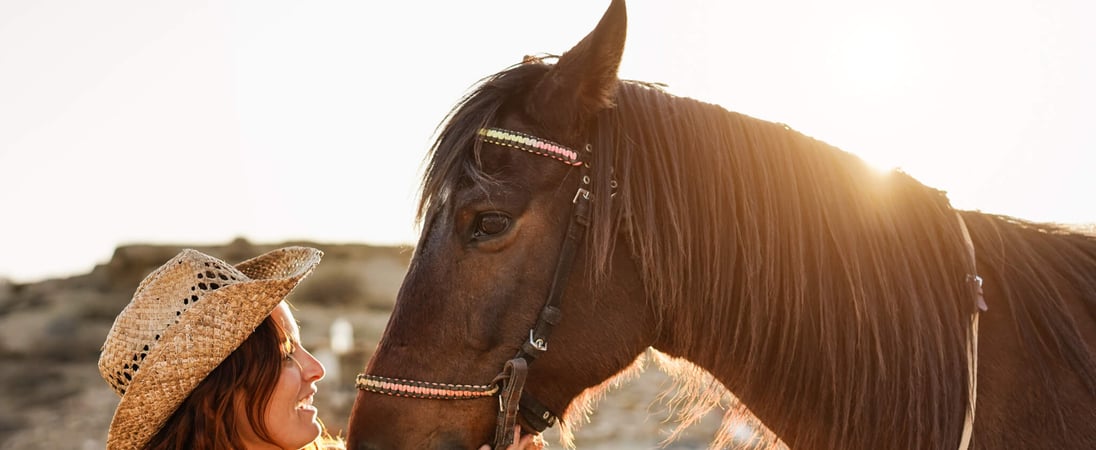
[493,358,529,448]
[518,393,558,431]
[955,213,985,450]
[519,188,592,363]
[959,313,980,450]
[493,178,591,437]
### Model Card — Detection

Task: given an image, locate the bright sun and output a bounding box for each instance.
[824,17,921,174]
[832,23,914,99]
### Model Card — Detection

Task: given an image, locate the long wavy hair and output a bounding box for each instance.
[145,314,341,450]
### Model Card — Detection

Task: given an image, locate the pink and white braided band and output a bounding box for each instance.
[477,127,583,166]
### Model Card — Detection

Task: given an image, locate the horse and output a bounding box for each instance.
[347,1,1096,448]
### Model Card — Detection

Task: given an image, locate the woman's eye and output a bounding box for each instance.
[472,213,511,240]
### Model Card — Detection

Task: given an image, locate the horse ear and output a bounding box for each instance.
[527,0,626,134]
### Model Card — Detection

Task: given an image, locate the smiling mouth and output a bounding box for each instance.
[297,392,317,411]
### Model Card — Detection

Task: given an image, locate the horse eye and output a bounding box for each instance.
[472,213,511,240]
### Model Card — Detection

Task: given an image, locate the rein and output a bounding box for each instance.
[957,213,988,450]
[357,127,592,448]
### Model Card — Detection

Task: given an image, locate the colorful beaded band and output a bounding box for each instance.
[356,373,500,400]
[477,127,583,166]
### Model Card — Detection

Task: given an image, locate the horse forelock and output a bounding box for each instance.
[417,62,553,227]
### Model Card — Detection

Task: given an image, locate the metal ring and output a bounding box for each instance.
[584,143,593,153]
[582,175,591,185]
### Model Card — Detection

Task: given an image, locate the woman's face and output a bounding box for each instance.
[239,302,327,449]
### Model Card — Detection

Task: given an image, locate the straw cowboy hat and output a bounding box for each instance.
[98,246,323,449]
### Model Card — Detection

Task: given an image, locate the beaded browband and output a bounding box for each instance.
[477,127,583,166]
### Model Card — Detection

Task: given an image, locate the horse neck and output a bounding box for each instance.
[625,105,974,448]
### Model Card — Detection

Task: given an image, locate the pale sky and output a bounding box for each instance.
[1,0,1093,282]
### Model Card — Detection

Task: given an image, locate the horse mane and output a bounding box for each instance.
[419,61,1096,448]
[589,81,1096,448]
[583,81,973,448]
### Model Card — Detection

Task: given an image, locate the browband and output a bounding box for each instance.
[477,127,583,166]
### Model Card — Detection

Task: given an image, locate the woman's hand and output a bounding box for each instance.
[478,426,543,450]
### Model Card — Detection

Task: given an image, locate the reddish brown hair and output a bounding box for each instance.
[145,316,290,450]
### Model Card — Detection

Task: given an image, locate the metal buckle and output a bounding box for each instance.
[966,274,983,287]
[528,330,548,352]
[572,188,590,204]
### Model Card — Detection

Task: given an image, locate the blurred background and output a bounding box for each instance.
[1,0,1092,448]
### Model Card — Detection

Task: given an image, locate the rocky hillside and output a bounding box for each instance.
[0,239,741,449]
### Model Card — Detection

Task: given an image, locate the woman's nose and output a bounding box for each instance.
[300,348,326,381]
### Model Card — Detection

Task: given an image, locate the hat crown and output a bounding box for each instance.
[98,249,249,397]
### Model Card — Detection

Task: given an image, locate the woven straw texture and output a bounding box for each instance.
[98,246,322,449]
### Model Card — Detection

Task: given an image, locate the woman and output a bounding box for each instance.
[99,247,539,449]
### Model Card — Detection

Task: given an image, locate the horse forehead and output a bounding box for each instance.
[478,140,566,185]
[479,117,578,180]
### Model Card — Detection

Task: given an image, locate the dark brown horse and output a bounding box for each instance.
[347,1,1096,448]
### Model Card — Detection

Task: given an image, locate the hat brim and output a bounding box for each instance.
[106,247,322,449]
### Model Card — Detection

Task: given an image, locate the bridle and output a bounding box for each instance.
[355,126,988,450]
[357,126,596,448]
